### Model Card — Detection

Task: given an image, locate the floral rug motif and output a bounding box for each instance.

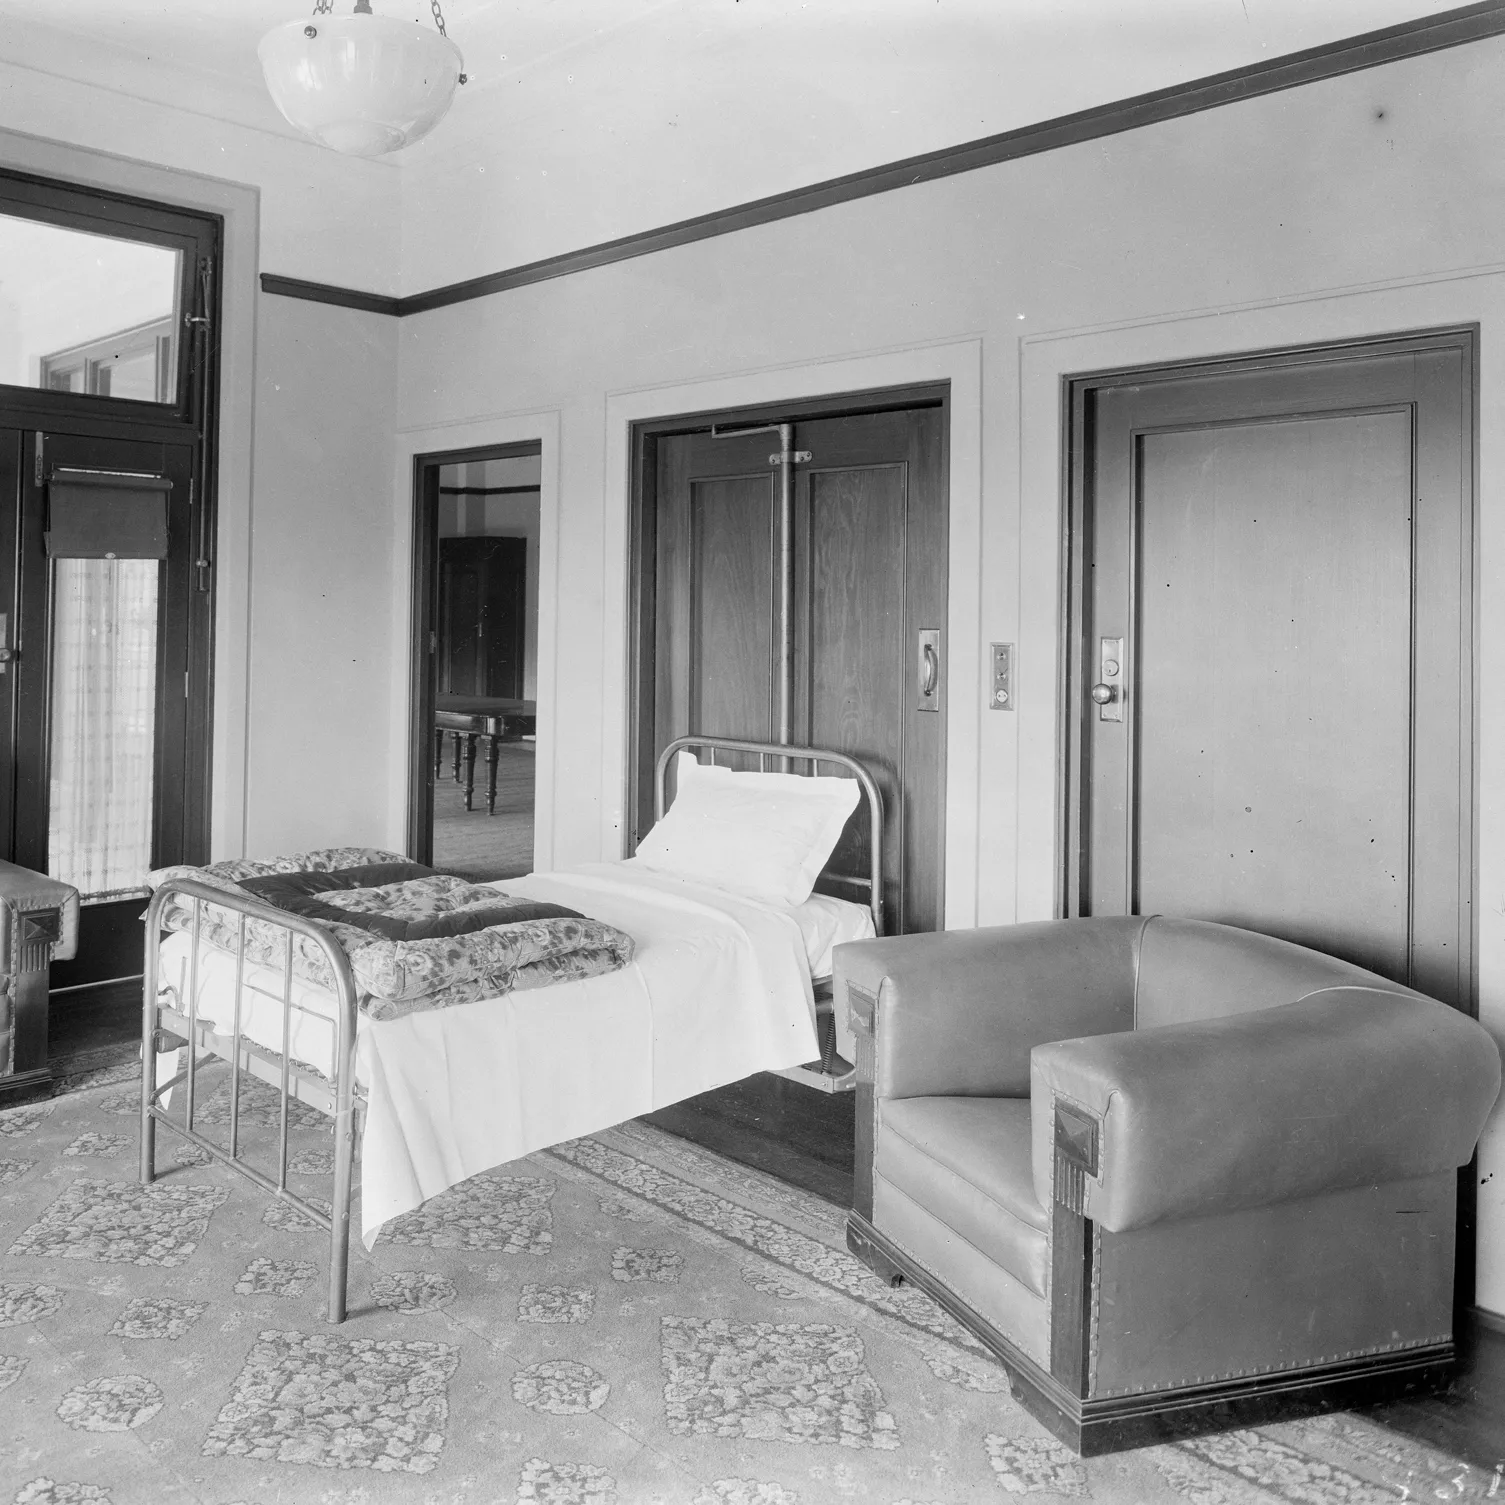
[0,1073,1496,1504]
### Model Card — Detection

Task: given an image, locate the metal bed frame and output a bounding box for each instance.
[139,878,362,1321]
[139,735,883,1323]
[654,734,885,1093]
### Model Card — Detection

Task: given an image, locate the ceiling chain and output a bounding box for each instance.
[306,0,461,78]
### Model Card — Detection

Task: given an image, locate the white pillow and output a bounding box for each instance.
[630,751,861,905]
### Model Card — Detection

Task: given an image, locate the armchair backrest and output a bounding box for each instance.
[1133,917,1413,1030]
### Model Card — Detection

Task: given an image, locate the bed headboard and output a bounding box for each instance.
[653,734,885,937]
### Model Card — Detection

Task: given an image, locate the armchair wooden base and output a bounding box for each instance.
[847,1211,1454,1456]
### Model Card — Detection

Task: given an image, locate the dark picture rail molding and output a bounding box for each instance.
[261,0,1505,319]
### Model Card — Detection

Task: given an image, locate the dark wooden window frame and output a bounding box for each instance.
[0,169,222,986]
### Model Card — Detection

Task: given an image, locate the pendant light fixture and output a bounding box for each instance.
[259,0,466,158]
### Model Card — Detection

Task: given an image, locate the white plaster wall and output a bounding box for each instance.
[0,73,404,866]
[245,296,399,856]
[392,38,1505,1311]
[0,54,400,292]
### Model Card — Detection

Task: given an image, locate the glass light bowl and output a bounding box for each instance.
[259,12,464,157]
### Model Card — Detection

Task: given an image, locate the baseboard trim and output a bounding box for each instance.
[846,1211,1456,1455]
[0,1066,51,1098]
[1467,1304,1505,1339]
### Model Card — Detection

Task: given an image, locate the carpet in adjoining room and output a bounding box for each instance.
[0,1070,1492,1503]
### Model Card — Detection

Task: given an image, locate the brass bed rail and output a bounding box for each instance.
[139,877,362,1323]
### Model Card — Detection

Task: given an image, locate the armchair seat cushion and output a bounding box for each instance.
[878,1096,1048,1297]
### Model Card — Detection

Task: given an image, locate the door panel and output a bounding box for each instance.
[481,537,526,699]
[1074,339,1472,1007]
[648,403,947,935]
[688,476,775,748]
[1134,413,1413,973]
[806,464,909,929]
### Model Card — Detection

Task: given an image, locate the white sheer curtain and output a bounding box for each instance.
[47,558,159,899]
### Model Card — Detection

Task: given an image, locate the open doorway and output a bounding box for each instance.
[409,443,540,880]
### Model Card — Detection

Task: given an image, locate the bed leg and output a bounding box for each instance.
[139,982,157,1186]
[328,1108,356,1324]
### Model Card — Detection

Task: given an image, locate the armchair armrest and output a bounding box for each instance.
[835,918,1143,1100]
[1031,985,1503,1231]
[0,859,80,964]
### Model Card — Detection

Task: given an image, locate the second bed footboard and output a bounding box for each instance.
[139,877,363,1322]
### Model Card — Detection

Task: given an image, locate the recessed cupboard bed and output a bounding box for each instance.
[139,735,883,1321]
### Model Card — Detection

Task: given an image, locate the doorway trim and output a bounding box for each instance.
[603,338,983,927]
[1060,326,1478,979]
[406,438,543,862]
[391,409,560,868]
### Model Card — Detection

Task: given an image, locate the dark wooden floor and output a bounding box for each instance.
[644,1072,1505,1474]
[642,1070,856,1206]
[432,741,535,880]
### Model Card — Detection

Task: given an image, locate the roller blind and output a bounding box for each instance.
[45,468,170,559]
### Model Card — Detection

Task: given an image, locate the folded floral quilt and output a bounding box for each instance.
[148,848,636,1021]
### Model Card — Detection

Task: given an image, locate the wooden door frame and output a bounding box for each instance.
[1060,326,1480,1307]
[627,381,950,857]
[406,439,541,863]
[1060,326,1478,994]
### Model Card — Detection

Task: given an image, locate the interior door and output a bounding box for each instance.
[1071,335,1473,1009]
[646,404,948,935]
[1,427,197,981]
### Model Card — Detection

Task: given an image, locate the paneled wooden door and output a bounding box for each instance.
[637,402,948,935]
[1068,332,1474,1010]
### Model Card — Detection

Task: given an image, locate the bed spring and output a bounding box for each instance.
[139,877,363,1323]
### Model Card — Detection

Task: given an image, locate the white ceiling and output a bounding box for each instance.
[0,0,1471,273]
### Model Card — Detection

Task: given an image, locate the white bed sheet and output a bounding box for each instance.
[156,863,866,1245]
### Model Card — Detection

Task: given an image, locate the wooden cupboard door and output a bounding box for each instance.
[650,404,947,934]
[438,536,526,699]
[1076,340,1472,1006]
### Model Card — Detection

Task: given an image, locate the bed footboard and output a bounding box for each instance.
[139,877,363,1322]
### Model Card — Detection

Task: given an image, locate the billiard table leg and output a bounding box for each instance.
[463,734,478,811]
[485,735,499,816]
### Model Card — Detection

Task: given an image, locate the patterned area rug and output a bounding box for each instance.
[0,1069,1495,1504]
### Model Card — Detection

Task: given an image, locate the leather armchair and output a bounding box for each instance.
[836,916,1502,1454]
[0,860,80,1091]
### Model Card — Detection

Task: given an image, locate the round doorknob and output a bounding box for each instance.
[1090,682,1116,705]
[0,647,15,663]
